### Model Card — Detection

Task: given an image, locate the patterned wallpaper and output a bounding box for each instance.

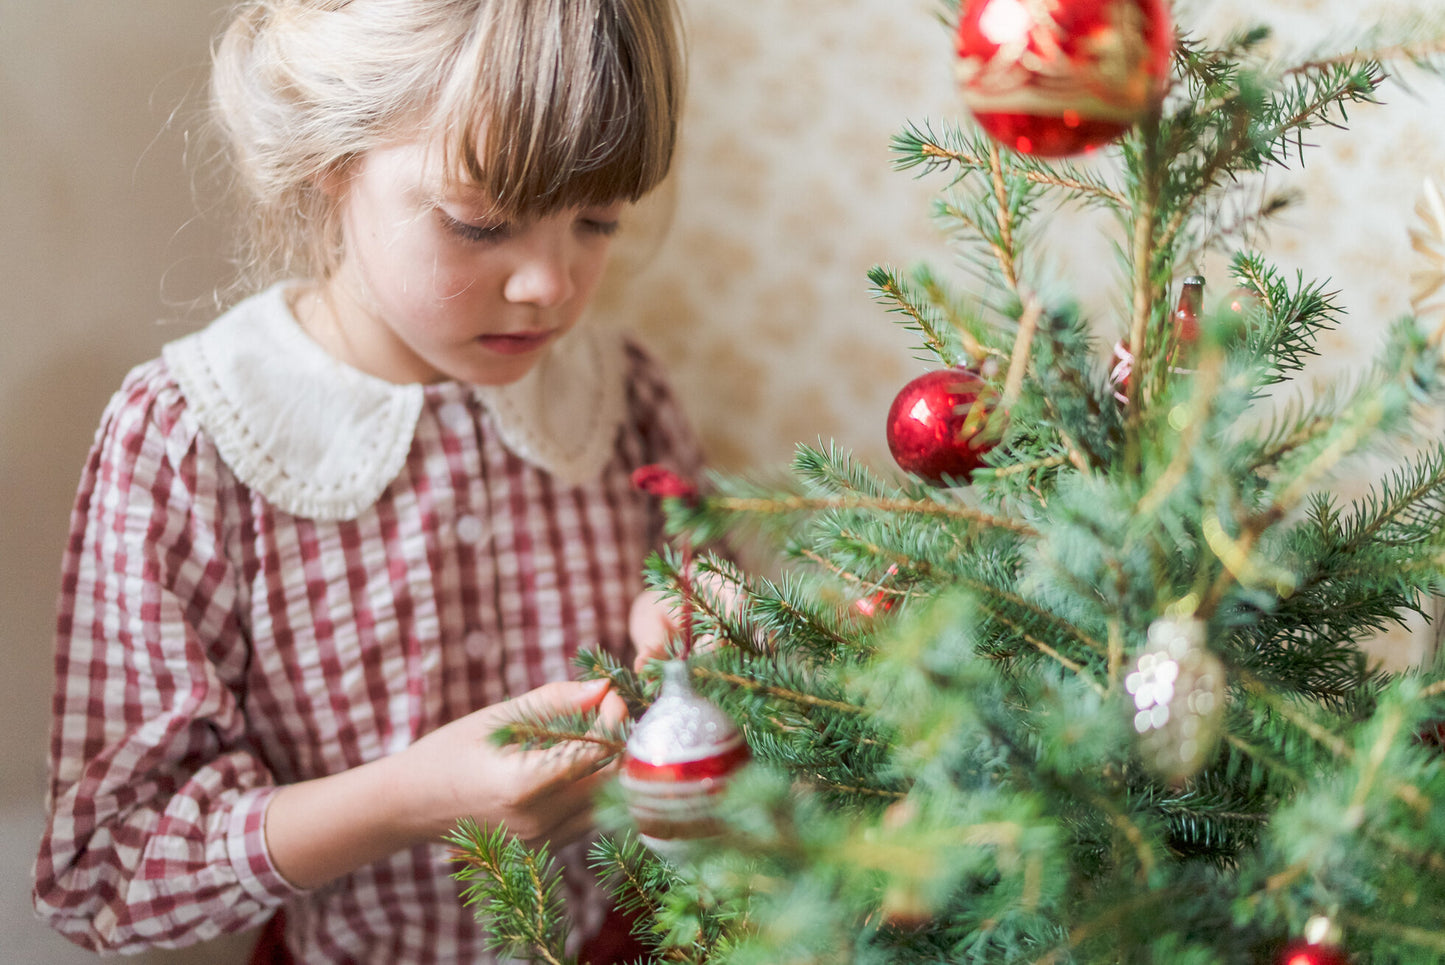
[602,0,1445,470]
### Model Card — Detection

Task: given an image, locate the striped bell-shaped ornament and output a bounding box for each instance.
[619,660,749,860]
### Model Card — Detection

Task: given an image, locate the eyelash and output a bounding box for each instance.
[438,211,510,244]
[437,211,621,243]
[580,218,622,238]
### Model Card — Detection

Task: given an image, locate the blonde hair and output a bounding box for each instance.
[209,0,684,287]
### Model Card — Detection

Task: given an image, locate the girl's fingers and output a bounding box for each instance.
[508,678,612,718]
[596,690,628,729]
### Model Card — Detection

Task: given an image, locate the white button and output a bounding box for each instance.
[464,630,489,657]
[439,401,472,432]
[455,514,487,545]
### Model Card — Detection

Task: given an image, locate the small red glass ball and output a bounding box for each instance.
[854,590,896,618]
[955,0,1174,156]
[886,368,1000,486]
[1279,941,1350,965]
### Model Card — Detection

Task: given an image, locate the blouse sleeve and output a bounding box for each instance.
[32,366,301,953]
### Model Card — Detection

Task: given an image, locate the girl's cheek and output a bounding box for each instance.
[424,261,488,303]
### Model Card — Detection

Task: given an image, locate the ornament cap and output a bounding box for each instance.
[625,661,744,767]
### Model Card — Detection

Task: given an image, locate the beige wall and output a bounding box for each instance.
[2,1,1441,961]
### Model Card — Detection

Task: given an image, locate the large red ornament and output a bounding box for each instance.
[955,0,1174,157]
[886,368,1001,486]
[619,660,749,859]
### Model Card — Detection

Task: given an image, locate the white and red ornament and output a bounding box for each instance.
[1125,616,1226,783]
[619,660,749,859]
[886,367,1001,486]
[954,0,1174,157]
[1109,339,1135,404]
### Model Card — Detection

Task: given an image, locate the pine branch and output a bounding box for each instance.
[867,265,977,365]
[891,121,1126,207]
[1231,252,1342,386]
[709,493,1038,537]
[447,820,574,965]
[573,647,650,716]
[981,607,1107,697]
[987,145,1020,290]
[793,441,896,499]
[491,709,627,757]
[694,664,865,717]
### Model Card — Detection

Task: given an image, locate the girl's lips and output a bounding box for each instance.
[475,331,556,355]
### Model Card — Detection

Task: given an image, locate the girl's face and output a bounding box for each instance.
[315,140,625,386]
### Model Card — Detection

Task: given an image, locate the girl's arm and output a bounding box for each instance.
[34,375,299,953]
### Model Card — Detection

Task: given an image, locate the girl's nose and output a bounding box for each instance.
[503,232,575,308]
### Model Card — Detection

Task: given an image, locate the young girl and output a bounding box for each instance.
[33,0,695,961]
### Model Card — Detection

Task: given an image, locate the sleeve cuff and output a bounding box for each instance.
[225,786,307,901]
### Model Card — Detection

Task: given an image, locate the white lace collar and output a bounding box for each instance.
[163,282,626,521]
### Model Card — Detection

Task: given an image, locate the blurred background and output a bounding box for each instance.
[3,1,1441,961]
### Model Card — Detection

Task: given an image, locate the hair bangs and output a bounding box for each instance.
[430,0,681,219]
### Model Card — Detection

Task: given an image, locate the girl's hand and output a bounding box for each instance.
[627,570,746,672]
[398,679,628,848]
[628,588,679,671]
[263,679,626,889]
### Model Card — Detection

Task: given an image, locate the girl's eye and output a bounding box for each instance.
[579,217,621,238]
[438,210,511,244]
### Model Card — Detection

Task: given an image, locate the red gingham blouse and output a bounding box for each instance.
[32,290,702,963]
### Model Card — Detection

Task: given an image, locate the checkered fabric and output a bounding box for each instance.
[33,339,701,963]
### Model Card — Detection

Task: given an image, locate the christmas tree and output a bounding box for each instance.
[448,2,1445,962]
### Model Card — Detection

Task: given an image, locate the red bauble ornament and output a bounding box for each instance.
[619,661,749,859]
[954,0,1174,156]
[853,565,901,618]
[854,590,897,618]
[886,368,1000,486]
[1279,941,1350,965]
